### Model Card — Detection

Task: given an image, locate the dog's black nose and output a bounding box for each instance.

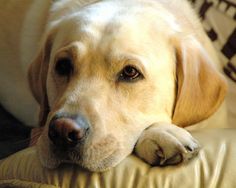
[48,114,90,148]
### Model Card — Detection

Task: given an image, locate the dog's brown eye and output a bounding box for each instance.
[55,58,73,76]
[119,65,142,82]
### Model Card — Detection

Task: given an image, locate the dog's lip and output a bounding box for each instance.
[49,141,83,159]
[49,136,87,151]
[61,146,120,171]
[53,144,116,162]
[42,130,122,170]
[47,140,120,171]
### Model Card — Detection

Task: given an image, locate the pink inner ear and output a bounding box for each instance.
[30,127,44,146]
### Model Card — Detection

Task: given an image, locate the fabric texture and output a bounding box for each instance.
[188,0,236,128]
[189,0,236,83]
[1,129,236,188]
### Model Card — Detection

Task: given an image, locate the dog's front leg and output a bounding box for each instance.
[134,122,200,166]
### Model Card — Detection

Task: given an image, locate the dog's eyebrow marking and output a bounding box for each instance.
[56,41,88,62]
[70,42,87,60]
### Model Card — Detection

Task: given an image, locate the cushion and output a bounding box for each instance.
[1,129,236,188]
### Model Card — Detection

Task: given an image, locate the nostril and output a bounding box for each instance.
[66,127,88,144]
[67,131,80,143]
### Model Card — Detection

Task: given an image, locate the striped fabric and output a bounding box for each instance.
[189,0,236,83]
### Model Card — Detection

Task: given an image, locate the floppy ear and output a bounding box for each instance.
[28,36,51,127]
[172,37,227,127]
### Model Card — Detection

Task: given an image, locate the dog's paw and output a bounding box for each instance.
[134,123,200,166]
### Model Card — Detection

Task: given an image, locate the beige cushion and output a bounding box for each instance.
[1,129,236,188]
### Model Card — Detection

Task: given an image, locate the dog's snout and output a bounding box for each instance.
[48,115,90,148]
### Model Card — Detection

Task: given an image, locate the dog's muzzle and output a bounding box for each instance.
[48,114,90,149]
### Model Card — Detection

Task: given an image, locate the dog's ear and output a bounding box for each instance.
[28,34,52,127]
[172,36,227,127]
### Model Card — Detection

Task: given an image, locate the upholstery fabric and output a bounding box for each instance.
[1,129,236,188]
[189,0,236,82]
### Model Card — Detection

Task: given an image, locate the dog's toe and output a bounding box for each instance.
[135,123,200,166]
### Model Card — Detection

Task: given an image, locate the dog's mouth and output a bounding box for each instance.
[37,131,127,171]
[64,144,122,171]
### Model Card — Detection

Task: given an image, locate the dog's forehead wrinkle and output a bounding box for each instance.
[50,0,182,66]
[49,0,182,49]
[82,0,181,34]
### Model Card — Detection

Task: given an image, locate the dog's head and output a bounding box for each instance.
[28,0,226,171]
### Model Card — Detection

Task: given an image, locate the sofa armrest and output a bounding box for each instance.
[0,129,236,188]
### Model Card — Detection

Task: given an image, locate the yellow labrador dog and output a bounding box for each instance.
[0,0,227,171]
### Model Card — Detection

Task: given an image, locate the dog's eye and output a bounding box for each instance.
[55,58,73,76]
[119,65,142,82]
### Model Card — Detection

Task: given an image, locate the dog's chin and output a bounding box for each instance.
[36,134,131,172]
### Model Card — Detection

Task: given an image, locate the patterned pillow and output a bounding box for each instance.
[189,0,236,83]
